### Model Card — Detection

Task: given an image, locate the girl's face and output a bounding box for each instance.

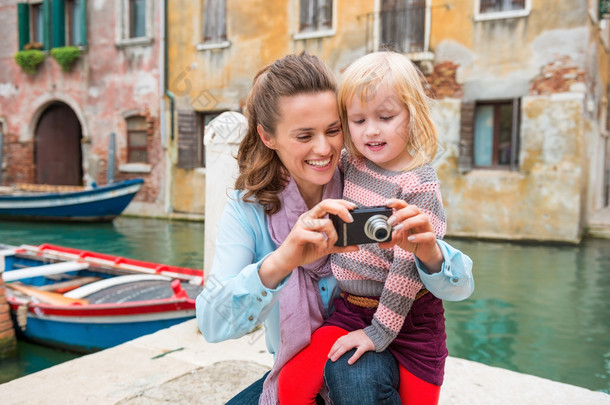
[346,83,412,171]
[261,91,343,206]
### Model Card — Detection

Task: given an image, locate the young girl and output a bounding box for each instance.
[278,51,466,405]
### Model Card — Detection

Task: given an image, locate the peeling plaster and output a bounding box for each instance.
[0,83,18,98]
[94,0,106,12]
[434,40,474,84]
[530,27,588,69]
[134,73,157,96]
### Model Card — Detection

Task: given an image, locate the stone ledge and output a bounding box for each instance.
[0,320,607,404]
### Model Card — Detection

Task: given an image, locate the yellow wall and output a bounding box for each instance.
[167,0,607,241]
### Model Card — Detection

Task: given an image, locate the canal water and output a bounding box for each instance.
[0,217,608,394]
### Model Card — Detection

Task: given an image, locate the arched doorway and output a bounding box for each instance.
[35,102,83,185]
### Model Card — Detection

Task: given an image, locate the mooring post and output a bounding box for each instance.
[0,276,17,359]
[203,112,248,278]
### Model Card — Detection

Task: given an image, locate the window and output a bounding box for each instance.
[129,0,146,38]
[380,0,426,53]
[17,1,47,50]
[459,99,520,171]
[17,0,87,51]
[203,0,226,43]
[31,3,45,44]
[118,0,151,45]
[479,0,525,13]
[66,0,85,46]
[126,116,148,163]
[299,0,332,34]
[475,0,530,20]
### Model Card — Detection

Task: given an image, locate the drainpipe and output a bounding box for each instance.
[162,0,175,215]
[0,126,3,185]
[164,0,175,142]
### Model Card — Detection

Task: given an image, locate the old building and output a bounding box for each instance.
[0,0,167,214]
[167,0,609,242]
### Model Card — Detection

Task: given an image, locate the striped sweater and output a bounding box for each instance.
[331,150,447,351]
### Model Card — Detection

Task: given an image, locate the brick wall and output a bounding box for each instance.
[424,61,464,100]
[2,133,35,185]
[530,56,586,95]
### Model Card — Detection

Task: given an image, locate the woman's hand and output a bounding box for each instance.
[259,199,358,288]
[328,329,375,365]
[379,198,443,273]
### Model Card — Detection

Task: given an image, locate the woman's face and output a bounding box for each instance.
[263,91,343,205]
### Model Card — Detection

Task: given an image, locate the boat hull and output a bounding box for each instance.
[0,179,143,222]
[9,302,196,353]
[2,243,204,353]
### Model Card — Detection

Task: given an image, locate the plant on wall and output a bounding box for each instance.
[50,46,81,72]
[14,49,46,74]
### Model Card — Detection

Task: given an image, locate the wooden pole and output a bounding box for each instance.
[0,277,17,358]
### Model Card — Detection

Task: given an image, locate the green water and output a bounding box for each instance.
[0,218,608,394]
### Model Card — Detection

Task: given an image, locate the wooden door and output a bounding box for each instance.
[35,103,83,185]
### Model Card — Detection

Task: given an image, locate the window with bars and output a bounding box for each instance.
[479,0,525,13]
[126,116,148,163]
[17,0,87,51]
[203,0,227,43]
[299,0,332,33]
[379,0,425,53]
[459,99,520,171]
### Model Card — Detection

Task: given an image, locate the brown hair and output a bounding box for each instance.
[338,51,437,171]
[235,52,337,215]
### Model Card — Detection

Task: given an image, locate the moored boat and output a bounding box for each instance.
[0,178,144,222]
[0,243,204,353]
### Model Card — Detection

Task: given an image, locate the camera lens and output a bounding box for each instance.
[364,215,392,242]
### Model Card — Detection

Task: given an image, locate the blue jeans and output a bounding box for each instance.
[225,371,324,404]
[324,349,401,405]
[226,350,400,404]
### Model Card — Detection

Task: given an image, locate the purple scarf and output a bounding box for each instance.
[259,168,343,405]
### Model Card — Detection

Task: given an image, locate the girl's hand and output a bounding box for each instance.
[260,199,358,288]
[379,198,443,273]
[328,329,375,365]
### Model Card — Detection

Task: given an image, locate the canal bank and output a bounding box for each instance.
[0,319,607,405]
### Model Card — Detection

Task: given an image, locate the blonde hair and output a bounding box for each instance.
[235,52,337,215]
[337,51,437,171]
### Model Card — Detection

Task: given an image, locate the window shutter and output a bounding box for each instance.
[42,0,51,50]
[458,101,475,173]
[17,3,30,50]
[510,98,520,171]
[52,0,65,48]
[177,111,198,169]
[79,0,87,46]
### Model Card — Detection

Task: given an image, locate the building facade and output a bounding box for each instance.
[2,0,607,242]
[167,0,609,242]
[0,0,166,214]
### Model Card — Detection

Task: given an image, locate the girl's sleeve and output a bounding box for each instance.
[195,196,285,343]
[405,167,474,301]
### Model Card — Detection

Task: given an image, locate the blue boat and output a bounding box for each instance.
[0,179,144,221]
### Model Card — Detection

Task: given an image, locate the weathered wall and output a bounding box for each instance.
[166,1,377,215]
[0,0,165,209]
[166,0,606,241]
[426,0,598,242]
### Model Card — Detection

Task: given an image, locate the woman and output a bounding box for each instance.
[196,53,473,404]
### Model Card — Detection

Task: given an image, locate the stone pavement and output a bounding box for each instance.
[0,320,608,404]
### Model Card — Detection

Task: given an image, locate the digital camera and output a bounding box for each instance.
[330,205,393,247]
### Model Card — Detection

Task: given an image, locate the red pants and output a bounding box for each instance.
[278,326,440,404]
